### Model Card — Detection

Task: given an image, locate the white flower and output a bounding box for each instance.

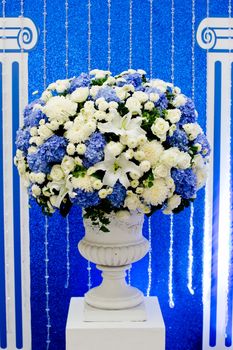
[134,151,145,161]
[160,148,180,168]
[125,149,134,160]
[28,146,37,154]
[169,124,177,136]
[41,90,53,102]
[71,175,94,191]
[43,96,77,122]
[90,86,101,97]
[165,109,181,123]
[130,179,139,188]
[125,97,142,114]
[150,79,168,92]
[124,193,141,211]
[76,144,86,155]
[116,210,131,221]
[173,86,181,95]
[130,171,140,180]
[55,79,70,93]
[98,112,146,141]
[139,160,151,173]
[177,151,191,169]
[143,178,170,206]
[173,94,186,107]
[163,194,181,214]
[30,127,38,136]
[183,123,202,141]
[93,179,103,190]
[50,195,59,208]
[98,101,109,111]
[93,149,141,188]
[84,100,95,111]
[105,141,124,157]
[32,184,41,197]
[152,164,170,178]
[144,101,154,111]
[50,165,64,181]
[35,172,46,184]
[94,110,108,121]
[194,167,208,190]
[108,101,118,109]
[48,120,60,130]
[192,154,205,169]
[61,156,75,174]
[140,140,164,167]
[149,93,160,102]
[90,69,110,79]
[151,118,170,139]
[38,124,53,140]
[133,91,148,103]
[71,87,89,103]
[65,114,96,143]
[67,143,76,155]
[98,189,108,199]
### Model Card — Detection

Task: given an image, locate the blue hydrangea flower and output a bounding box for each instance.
[107,181,126,208]
[83,132,106,168]
[27,135,67,173]
[16,128,31,154]
[95,86,120,103]
[171,168,197,199]
[68,73,91,93]
[24,99,46,128]
[193,133,211,157]
[167,129,189,152]
[144,87,168,110]
[117,73,143,89]
[71,189,100,208]
[179,98,197,125]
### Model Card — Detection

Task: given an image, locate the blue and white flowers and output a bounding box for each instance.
[14,69,210,229]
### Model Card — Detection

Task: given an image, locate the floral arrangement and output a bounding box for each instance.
[15,69,210,231]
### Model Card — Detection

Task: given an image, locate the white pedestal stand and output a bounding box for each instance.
[66,297,165,350]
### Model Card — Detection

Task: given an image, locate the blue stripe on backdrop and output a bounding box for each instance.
[12,61,23,349]
[209,60,222,347]
[225,61,233,348]
[0,62,7,349]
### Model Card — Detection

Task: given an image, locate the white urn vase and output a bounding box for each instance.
[78,210,149,310]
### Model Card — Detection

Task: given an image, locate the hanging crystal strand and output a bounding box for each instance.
[65,0,69,79]
[168,214,175,308]
[107,0,111,71]
[171,0,175,85]
[129,0,133,69]
[43,0,47,90]
[187,0,196,296]
[87,0,91,73]
[87,261,92,290]
[146,217,152,297]
[44,216,51,349]
[149,0,153,79]
[64,215,70,289]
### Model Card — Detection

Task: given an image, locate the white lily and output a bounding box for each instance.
[93,148,141,188]
[98,112,146,140]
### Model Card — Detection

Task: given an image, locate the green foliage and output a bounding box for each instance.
[83,204,112,232]
[91,77,108,86]
[72,165,86,178]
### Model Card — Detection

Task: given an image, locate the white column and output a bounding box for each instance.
[197,18,233,350]
[0,17,38,350]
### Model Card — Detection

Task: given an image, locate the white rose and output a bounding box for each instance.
[195,167,208,189]
[183,123,202,141]
[149,93,160,102]
[66,143,76,155]
[38,124,53,139]
[106,142,124,157]
[61,156,75,174]
[150,79,168,92]
[98,101,109,111]
[55,79,70,93]
[133,91,148,103]
[165,109,181,123]
[144,101,154,111]
[192,154,204,169]
[50,165,64,181]
[134,151,145,161]
[177,152,191,169]
[115,87,127,100]
[76,144,86,155]
[151,118,169,138]
[125,97,142,114]
[71,87,89,103]
[160,148,180,168]
[31,184,41,197]
[90,86,100,97]
[153,164,170,178]
[173,94,187,107]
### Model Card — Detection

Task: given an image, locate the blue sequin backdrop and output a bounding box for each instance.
[5,0,230,349]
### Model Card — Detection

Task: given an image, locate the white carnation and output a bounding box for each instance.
[71,87,89,103]
[124,193,141,211]
[143,178,170,206]
[43,96,77,122]
[140,140,164,167]
[165,109,181,123]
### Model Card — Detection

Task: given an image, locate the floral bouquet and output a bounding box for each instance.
[15,69,210,232]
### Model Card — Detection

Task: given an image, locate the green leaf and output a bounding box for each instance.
[100,225,110,233]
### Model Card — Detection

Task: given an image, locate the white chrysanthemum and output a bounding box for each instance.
[71,87,89,103]
[43,96,77,122]
[143,178,170,206]
[173,94,187,107]
[34,172,46,184]
[165,109,181,123]
[183,123,202,141]
[76,143,86,155]
[139,160,151,173]
[139,140,164,167]
[65,114,96,143]
[66,143,76,155]
[71,175,94,192]
[124,193,142,211]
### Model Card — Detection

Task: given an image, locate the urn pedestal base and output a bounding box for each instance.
[66,297,165,350]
